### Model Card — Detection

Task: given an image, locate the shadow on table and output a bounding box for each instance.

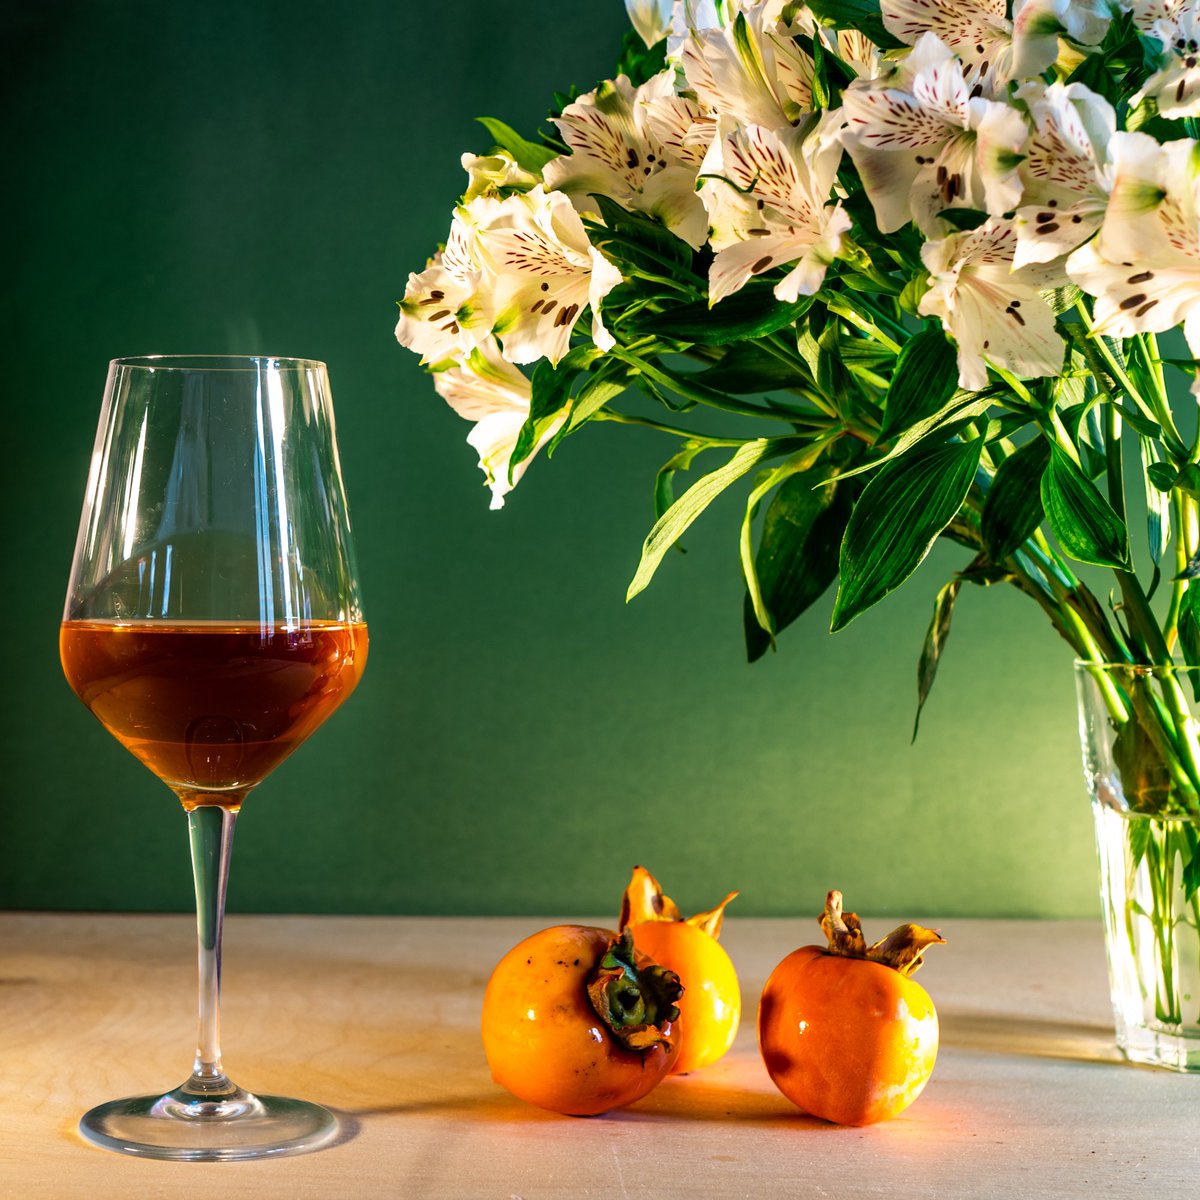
[338,1065,829,1130]
[938,1010,1122,1065]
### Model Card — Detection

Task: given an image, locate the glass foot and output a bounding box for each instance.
[79,1079,338,1161]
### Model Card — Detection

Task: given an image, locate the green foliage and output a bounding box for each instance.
[613,29,667,87]
[1041,445,1130,569]
[628,437,806,601]
[982,438,1051,561]
[742,465,851,661]
[912,579,963,742]
[628,285,818,346]
[805,0,906,51]
[877,329,959,443]
[475,117,558,172]
[831,438,983,632]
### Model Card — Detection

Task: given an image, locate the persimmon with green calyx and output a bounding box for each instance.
[620,865,741,1074]
[481,925,683,1116]
[758,890,944,1126]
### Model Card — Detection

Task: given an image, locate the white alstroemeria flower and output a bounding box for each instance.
[699,113,851,304]
[1130,1,1192,34]
[1067,135,1200,373]
[543,73,709,248]
[920,218,1065,390]
[882,0,1110,90]
[841,33,1028,234]
[882,0,1015,92]
[1136,4,1200,117]
[461,151,539,202]
[641,89,718,169]
[627,0,675,47]
[679,3,817,128]
[832,29,887,80]
[470,186,623,367]
[1012,82,1115,267]
[432,341,560,510]
[1011,0,1116,77]
[394,250,495,366]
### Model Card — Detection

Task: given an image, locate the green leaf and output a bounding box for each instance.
[613,29,668,86]
[696,344,812,393]
[912,579,963,742]
[1177,464,1200,501]
[1182,825,1200,902]
[510,346,598,477]
[1041,445,1130,569]
[1147,462,1178,492]
[981,436,1051,560]
[936,207,989,232]
[836,390,995,481]
[805,0,906,50]
[831,438,983,631]
[627,284,817,346]
[878,328,958,442]
[475,117,558,172]
[653,442,708,522]
[549,362,629,452]
[1140,436,1170,568]
[1177,586,1200,701]
[628,437,803,600]
[1114,724,1173,818]
[585,193,691,273]
[741,454,847,661]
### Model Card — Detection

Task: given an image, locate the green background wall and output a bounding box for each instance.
[2,0,1096,918]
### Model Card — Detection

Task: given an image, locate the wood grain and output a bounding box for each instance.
[0,914,1197,1199]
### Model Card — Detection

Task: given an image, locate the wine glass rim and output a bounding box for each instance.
[111,354,327,372]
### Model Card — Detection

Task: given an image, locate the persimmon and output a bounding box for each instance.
[619,865,741,1075]
[758,890,944,1126]
[481,924,683,1115]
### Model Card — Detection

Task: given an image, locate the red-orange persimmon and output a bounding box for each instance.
[758,891,943,1126]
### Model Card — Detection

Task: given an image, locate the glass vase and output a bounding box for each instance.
[1075,661,1200,1071]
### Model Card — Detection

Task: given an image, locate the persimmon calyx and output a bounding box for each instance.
[619,865,682,928]
[618,865,738,941]
[587,929,683,1052]
[819,890,945,978]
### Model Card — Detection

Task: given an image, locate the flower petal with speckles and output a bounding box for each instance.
[881,0,1014,92]
[1140,9,1200,118]
[473,188,623,366]
[395,260,495,366]
[1012,82,1114,267]
[544,73,709,248]
[1068,137,1200,362]
[920,219,1064,390]
[432,340,559,510]
[679,7,816,128]
[699,116,849,304]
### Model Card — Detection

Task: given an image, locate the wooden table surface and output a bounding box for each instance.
[1,913,1197,1199]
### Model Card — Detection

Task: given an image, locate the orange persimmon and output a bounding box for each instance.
[758,890,944,1126]
[620,865,740,1074]
[481,924,683,1115]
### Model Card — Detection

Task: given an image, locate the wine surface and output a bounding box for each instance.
[60,620,368,807]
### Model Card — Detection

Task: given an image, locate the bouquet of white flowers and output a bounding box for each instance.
[395,0,1200,816]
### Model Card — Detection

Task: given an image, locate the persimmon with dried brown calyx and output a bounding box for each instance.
[758,890,944,1126]
[620,865,741,1074]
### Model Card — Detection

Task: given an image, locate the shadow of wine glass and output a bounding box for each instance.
[937,1010,1122,1065]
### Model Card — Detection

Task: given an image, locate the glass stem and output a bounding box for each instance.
[185,804,238,1096]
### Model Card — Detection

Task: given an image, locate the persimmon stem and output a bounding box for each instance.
[819,890,944,978]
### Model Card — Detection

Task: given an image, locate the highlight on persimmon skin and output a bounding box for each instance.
[480,924,683,1116]
[619,865,741,1075]
[758,890,943,1126]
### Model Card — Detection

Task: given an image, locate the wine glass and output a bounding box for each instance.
[60,356,368,1160]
